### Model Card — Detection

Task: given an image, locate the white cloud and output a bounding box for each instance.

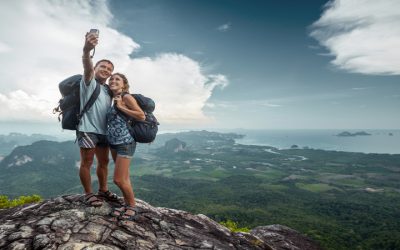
[0,90,51,120]
[126,54,228,123]
[205,99,282,110]
[259,102,282,108]
[217,23,231,32]
[8,155,33,167]
[351,87,371,91]
[0,0,228,125]
[310,0,400,75]
[0,42,11,53]
[205,101,236,109]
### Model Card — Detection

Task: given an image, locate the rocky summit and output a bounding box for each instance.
[0,195,321,250]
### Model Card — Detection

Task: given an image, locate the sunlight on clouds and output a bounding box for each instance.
[0,0,138,116]
[0,90,51,120]
[0,0,227,125]
[125,54,228,123]
[310,0,400,75]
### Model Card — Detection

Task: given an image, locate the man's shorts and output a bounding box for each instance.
[76,131,109,149]
[109,142,136,159]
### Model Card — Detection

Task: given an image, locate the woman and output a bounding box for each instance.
[107,73,145,221]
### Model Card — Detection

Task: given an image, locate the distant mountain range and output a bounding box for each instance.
[0,140,80,198]
[0,130,242,198]
[0,132,58,157]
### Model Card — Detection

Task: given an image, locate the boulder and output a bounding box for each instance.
[0,195,321,249]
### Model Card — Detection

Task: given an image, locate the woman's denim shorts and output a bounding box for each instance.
[110,142,136,159]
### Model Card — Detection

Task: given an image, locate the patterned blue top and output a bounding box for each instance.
[106,105,134,145]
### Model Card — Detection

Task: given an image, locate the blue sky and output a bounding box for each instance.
[0,0,399,135]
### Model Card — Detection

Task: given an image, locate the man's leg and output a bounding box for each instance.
[79,147,96,194]
[95,146,109,192]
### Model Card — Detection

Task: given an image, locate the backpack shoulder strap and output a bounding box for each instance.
[115,105,151,125]
[104,84,113,97]
[77,81,101,121]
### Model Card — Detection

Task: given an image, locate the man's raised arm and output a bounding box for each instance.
[82,33,97,84]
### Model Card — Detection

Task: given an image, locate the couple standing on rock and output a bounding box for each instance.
[77,31,144,221]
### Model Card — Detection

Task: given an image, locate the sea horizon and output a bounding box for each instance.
[0,123,399,155]
[230,129,400,155]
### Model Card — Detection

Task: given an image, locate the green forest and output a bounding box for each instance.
[1,131,399,249]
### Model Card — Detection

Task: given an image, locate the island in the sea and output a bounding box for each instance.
[336,131,371,137]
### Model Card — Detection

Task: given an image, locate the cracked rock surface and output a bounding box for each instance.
[0,195,321,249]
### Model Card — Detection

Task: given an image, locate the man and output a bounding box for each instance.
[78,31,119,206]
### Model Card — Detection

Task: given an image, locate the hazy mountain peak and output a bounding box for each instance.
[163,138,187,153]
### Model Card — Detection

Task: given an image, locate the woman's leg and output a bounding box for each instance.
[113,156,135,207]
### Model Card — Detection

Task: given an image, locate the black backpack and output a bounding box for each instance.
[116,93,159,143]
[53,74,101,130]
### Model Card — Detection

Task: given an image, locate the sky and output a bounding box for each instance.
[0,0,399,136]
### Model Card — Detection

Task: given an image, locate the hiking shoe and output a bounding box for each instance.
[119,205,139,221]
[97,190,121,203]
[83,193,103,207]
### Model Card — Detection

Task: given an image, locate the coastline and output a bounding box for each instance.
[232,129,400,155]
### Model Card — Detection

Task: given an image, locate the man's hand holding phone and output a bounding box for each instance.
[89,29,99,37]
[83,29,100,54]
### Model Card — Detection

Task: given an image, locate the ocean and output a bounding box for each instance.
[232,129,400,154]
[0,122,398,154]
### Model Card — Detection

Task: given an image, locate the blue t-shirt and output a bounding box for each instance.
[106,105,134,145]
[77,78,111,135]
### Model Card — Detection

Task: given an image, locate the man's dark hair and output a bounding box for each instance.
[95,59,114,70]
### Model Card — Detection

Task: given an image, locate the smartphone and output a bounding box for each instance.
[89,29,99,37]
